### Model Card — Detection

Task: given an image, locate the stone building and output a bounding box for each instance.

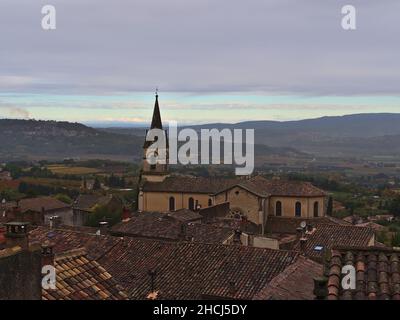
[138,94,328,228]
[2,197,72,226]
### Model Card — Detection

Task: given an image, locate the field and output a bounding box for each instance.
[46,165,102,175]
[20,177,82,189]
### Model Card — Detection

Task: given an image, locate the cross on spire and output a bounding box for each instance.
[150,89,162,129]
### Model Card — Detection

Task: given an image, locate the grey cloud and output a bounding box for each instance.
[0,0,399,95]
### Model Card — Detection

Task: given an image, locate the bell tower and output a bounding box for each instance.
[141,91,169,182]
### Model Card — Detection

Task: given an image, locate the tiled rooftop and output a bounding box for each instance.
[266,216,350,235]
[111,212,232,243]
[100,239,300,300]
[254,256,323,300]
[142,176,237,194]
[29,226,121,260]
[29,226,311,300]
[43,248,128,300]
[229,176,327,197]
[5,197,70,214]
[293,224,375,260]
[265,217,374,261]
[142,175,327,198]
[168,209,203,222]
[72,194,113,212]
[326,247,400,300]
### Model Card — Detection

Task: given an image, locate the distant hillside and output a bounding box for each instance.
[0,119,143,161]
[0,119,303,162]
[102,113,400,157]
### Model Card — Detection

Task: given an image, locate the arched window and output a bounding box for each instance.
[276,201,282,216]
[188,197,194,210]
[208,199,212,207]
[313,201,319,217]
[295,202,302,217]
[169,197,175,211]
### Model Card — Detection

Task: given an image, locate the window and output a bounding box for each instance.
[150,164,156,170]
[208,199,212,206]
[314,201,319,217]
[295,202,302,217]
[169,197,175,211]
[188,197,194,210]
[276,201,282,216]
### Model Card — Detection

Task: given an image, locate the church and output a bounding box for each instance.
[138,94,328,227]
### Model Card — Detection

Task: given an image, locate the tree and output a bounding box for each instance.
[389,197,400,217]
[55,193,72,204]
[93,177,101,190]
[326,196,333,216]
[391,232,400,247]
[86,204,122,227]
[0,188,22,201]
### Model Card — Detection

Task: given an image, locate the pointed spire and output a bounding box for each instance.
[150,89,163,129]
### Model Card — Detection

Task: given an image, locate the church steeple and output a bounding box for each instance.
[150,90,163,129]
[140,91,169,183]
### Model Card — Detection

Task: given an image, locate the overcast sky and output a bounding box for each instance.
[0,0,399,125]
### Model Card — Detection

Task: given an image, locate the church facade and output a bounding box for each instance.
[138,95,327,227]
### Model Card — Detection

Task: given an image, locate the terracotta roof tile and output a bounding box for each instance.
[143,175,326,197]
[11,197,70,213]
[30,226,309,300]
[29,226,121,260]
[42,248,128,300]
[142,176,237,194]
[253,256,323,300]
[292,224,374,260]
[99,239,299,299]
[111,212,232,243]
[266,216,350,235]
[326,247,400,300]
[72,194,113,212]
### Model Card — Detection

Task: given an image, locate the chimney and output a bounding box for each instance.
[233,229,242,245]
[299,237,307,254]
[1,198,6,218]
[228,281,237,296]
[122,207,131,221]
[148,269,157,292]
[313,277,328,300]
[41,241,55,267]
[49,215,61,229]
[5,222,30,250]
[99,221,109,235]
[296,227,303,240]
[179,223,187,240]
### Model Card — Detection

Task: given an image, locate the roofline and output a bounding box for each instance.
[212,183,327,198]
[211,183,269,198]
[141,189,214,195]
[331,245,400,252]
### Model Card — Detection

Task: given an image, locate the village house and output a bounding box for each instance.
[0,222,128,300]
[138,95,328,229]
[0,170,12,181]
[1,197,72,226]
[72,194,123,226]
[265,216,376,262]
